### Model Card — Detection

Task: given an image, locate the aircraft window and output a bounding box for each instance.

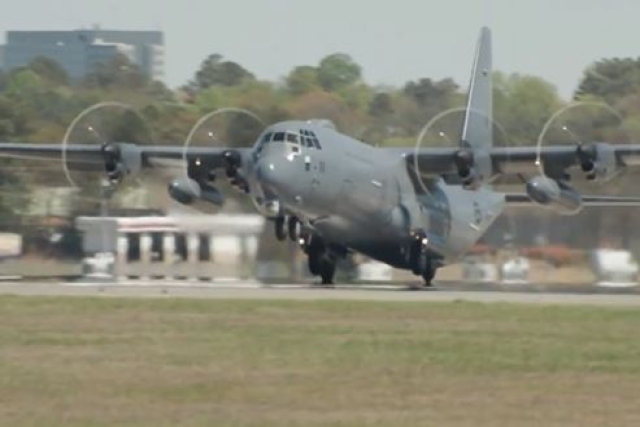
[300,129,309,136]
[273,132,285,142]
[262,132,272,143]
[286,132,299,143]
[301,137,312,147]
[312,138,322,150]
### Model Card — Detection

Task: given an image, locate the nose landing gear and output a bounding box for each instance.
[408,234,438,286]
[274,215,303,242]
[274,216,287,241]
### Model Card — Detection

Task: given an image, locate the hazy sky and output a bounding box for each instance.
[1,0,638,99]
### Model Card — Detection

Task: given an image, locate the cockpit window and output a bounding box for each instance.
[286,132,299,143]
[273,132,285,142]
[299,129,322,150]
[262,132,272,143]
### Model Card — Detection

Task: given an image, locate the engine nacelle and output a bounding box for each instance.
[167,177,224,212]
[454,149,481,189]
[223,150,242,178]
[526,176,583,215]
[102,143,142,184]
[578,142,618,182]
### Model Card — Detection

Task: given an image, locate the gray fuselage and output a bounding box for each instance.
[247,120,505,270]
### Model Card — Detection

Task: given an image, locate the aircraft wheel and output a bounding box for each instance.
[288,216,301,242]
[319,258,336,285]
[308,251,321,276]
[409,240,422,275]
[422,263,436,287]
[275,216,287,241]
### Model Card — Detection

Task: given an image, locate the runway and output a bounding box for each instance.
[2,281,640,306]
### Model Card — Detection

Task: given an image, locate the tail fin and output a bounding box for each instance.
[460,27,493,181]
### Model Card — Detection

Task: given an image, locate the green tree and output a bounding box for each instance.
[189,54,254,92]
[288,90,358,132]
[0,95,31,139]
[28,56,69,86]
[286,66,320,95]
[0,69,8,92]
[83,54,148,90]
[317,53,361,92]
[369,92,394,118]
[493,72,564,146]
[575,58,640,103]
[5,69,45,97]
[403,77,459,110]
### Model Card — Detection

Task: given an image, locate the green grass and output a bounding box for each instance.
[1,297,640,426]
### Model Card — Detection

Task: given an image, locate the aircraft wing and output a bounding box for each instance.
[504,193,640,207]
[396,143,640,182]
[0,142,248,170]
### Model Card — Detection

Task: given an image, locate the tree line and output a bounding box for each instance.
[3,51,640,146]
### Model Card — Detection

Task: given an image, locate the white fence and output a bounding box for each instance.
[76,214,265,282]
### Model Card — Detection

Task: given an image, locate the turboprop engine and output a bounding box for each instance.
[167,177,225,211]
[577,142,618,182]
[100,142,142,184]
[525,176,583,215]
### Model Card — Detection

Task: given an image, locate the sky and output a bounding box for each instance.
[1,0,638,99]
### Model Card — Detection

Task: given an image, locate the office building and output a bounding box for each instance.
[1,29,164,81]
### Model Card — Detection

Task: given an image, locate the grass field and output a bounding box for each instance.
[1,297,640,427]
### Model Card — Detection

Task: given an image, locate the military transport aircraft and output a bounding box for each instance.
[2,27,640,285]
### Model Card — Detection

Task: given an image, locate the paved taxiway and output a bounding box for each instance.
[1,281,640,306]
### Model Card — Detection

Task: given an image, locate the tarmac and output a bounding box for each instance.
[1,281,640,306]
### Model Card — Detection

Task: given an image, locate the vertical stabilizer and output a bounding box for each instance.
[460,27,493,181]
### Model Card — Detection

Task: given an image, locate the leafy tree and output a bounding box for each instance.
[83,54,148,90]
[369,92,394,118]
[286,66,320,95]
[142,104,198,144]
[288,90,358,132]
[0,70,8,92]
[403,77,459,110]
[575,58,640,103]
[317,53,361,92]
[28,56,69,86]
[5,69,45,97]
[0,95,31,139]
[145,80,175,102]
[189,54,254,92]
[493,72,563,146]
[337,83,372,114]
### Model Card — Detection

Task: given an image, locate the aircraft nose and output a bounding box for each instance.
[255,158,281,193]
[255,152,300,199]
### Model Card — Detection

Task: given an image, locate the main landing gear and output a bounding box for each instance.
[273,215,336,285]
[305,236,336,285]
[408,234,438,287]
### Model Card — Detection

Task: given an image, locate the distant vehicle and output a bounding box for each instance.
[591,249,639,287]
[463,256,497,283]
[500,256,530,284]
[3,28,640,286]
[82,252,115,280]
